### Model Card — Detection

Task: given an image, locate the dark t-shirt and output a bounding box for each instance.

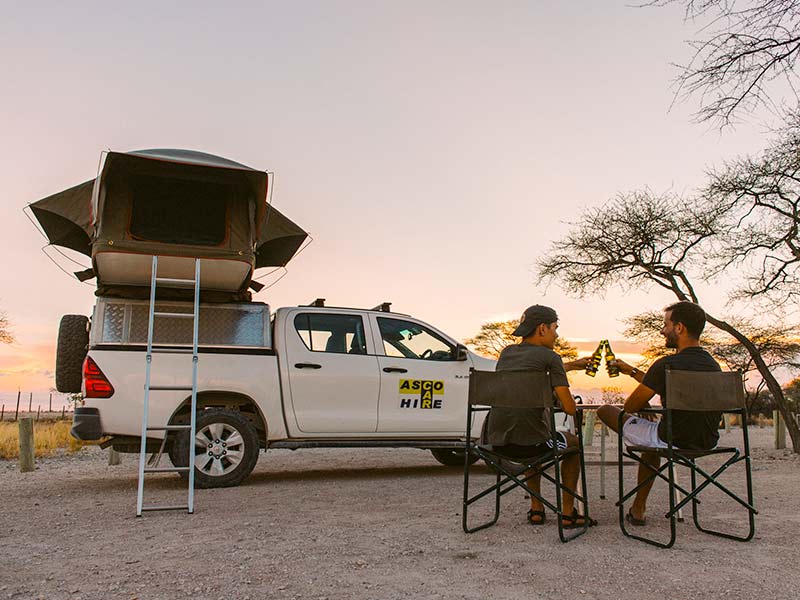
[486,343,569,446]
[642,347,722,450]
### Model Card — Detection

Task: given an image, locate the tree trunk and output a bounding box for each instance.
[706,313,799,453]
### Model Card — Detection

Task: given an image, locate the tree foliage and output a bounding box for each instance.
[702,115,800,304]
[0,308,13,345]
[465,320,578,360]
[652,0,800,126]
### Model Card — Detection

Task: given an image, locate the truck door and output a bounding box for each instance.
[370,315,470,434]
[285,310,379,433]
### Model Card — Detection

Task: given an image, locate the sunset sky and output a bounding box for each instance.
[0,2,782,405]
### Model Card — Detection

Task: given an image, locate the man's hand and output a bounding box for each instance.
[564,356,591,371]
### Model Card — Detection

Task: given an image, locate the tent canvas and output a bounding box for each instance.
[29,149,308,300]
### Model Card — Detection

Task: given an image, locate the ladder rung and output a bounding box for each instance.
[144,467,191,473]
[150,348,195,354]
[141,504,191,512]
[147,425,192,431]
[155,277,196,287]
[153,312,195,319]
[149,385,194,391]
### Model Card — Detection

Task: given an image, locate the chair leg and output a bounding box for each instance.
[618,450,677,549]
[689,457,756,542]
[463,459,502,534]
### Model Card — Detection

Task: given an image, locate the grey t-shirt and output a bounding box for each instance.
[486,343,570,446]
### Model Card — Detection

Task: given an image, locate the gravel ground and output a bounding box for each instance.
[1,427,798,600]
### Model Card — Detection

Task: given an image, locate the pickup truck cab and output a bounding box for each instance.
[68,299,495,488]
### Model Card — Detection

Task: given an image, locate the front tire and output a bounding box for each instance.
[171,409,260,488]
[430,448,479,467]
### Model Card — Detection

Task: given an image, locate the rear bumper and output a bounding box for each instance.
[71,407,103,441]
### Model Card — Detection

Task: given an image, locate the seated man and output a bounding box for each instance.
[597,301,721,526]
[487,304,595,528]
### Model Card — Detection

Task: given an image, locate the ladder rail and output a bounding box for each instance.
[136,255,201,517]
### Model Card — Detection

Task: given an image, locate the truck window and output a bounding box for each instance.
[293,313,367,355]
[376,317,455,361]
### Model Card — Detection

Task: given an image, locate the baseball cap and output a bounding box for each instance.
[511,305,558,338]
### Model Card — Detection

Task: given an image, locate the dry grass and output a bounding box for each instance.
[0,420,91,459]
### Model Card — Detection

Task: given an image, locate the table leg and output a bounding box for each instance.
[600,422,606,499]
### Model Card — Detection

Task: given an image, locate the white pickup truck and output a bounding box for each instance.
[65,297,495,488]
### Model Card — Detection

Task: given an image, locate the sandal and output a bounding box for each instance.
[625,510,646,527]
[527,509,546,525]
[561,509,597,529]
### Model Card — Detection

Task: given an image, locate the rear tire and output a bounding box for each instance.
[55,315,89,393]
[170,408,260,488]
[430,448,479,467]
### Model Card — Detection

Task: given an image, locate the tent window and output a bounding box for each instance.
[129,175,228,245]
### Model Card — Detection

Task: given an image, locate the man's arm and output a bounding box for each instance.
[563,356,591,371]
[554,386,576,416]
[610,358,645,383]
[622,384,657,414]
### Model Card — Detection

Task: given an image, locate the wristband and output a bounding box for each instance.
[630,368,640,378]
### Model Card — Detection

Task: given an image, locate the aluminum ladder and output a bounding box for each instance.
[136,256,200,516]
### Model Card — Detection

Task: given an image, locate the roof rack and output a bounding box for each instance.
[371,302,392,312]
[306,298,326,307]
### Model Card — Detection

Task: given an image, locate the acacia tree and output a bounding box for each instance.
[465,320,578,360]
[537,189,800,451]
[651,0,800,127]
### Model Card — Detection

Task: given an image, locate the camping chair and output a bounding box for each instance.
[617,369,757,549]
[462,369,591,542]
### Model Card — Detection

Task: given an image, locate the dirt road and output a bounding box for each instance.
[1,428,798,600]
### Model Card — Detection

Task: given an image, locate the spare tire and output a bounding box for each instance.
[56,315,89,393]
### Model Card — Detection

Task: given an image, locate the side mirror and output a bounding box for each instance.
[454,344,469,361]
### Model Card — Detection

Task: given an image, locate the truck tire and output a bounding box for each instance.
[430,448,479,467]
[55,315,89,393]
[170,408,260,489]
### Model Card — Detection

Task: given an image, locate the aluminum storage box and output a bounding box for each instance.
[90,297,271,348]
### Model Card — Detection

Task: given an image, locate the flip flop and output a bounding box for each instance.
[527,509,546,525]
[625,510,646,527]
[561,509,597,529]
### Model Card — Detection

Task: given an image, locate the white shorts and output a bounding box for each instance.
[622,417,668,449]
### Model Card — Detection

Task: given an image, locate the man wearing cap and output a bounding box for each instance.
[486,304,595,528]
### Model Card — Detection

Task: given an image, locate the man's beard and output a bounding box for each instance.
[664,332,678,349]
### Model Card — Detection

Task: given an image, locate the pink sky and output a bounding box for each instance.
[0,2,783,394]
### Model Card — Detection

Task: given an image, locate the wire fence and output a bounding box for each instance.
[0,391,76,422]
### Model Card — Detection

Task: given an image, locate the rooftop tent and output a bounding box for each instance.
[29,149,308,300]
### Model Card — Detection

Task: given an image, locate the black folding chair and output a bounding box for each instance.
[462,368,591,542]
[617,369,757,548]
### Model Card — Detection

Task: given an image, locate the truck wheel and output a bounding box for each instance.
[430,448,479,467]
[55,315,89,393]
[171,409,260,489]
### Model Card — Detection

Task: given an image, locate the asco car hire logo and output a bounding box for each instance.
[398,379,444,409]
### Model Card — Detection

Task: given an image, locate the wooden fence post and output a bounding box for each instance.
[36,406,40,421]
[18,417,35,472]
[15,390,20,421]
[1,404,4,421]
[774,410,787,450]
[28,392,32,413]
[61,406,65,419]
[49,393,52,413]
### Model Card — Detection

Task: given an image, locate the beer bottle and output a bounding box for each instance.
[585,341,604,377]
[605,340,620,377]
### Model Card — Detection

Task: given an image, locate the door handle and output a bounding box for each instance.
[294,363,322,369]
[383,367,408,373]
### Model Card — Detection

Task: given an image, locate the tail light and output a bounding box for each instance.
[84,356,114,398]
